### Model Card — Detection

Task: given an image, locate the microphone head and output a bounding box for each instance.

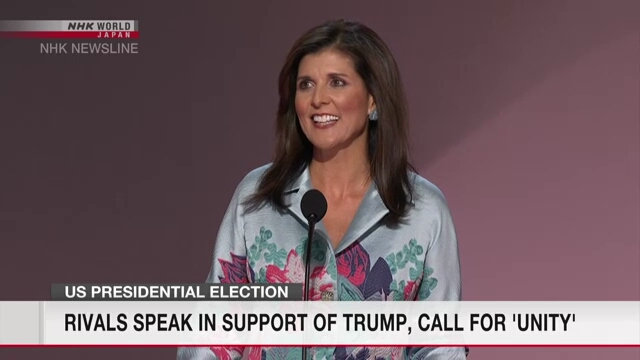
[300,189,328,222]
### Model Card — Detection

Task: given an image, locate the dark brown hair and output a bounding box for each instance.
[247,19,415,225]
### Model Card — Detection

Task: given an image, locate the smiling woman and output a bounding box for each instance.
[294,48,375,248]
[178,19,465,360]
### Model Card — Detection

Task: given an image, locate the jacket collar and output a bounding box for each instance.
[284,165,390,254]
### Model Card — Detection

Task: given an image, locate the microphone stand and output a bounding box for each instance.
[302,214,316,360]
[304,214,316,302]
[299,189,327,360]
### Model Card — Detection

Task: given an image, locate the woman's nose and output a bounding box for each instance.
[311,86,329,107]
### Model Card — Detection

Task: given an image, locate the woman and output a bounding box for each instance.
[179,19,465,360]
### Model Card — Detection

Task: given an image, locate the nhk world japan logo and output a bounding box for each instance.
[0,20,139,54]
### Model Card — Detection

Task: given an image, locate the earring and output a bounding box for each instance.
[368,109,378,121]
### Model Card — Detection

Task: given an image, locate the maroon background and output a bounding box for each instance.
[0,1,638,359]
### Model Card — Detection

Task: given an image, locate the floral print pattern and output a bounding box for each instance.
[337,243,370,287]
[212,235,439,359]
[218,253,252,283]
[265,249,335,300]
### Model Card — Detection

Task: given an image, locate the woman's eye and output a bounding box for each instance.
[298,80,313,89]
[331,78,346,86]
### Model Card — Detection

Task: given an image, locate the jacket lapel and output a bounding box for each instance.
[333,182,388,254]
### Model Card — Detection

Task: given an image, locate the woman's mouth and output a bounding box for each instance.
[312,114,339,127]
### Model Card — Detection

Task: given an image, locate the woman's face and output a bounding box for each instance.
[295,48,375,156]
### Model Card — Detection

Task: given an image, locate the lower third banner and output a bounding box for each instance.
[0,301,638,346]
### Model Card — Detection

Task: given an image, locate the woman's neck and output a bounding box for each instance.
[309,148,371,199]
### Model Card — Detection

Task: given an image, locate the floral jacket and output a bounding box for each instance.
[178,164,465,360]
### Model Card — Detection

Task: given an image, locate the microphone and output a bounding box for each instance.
[300,189,327,360]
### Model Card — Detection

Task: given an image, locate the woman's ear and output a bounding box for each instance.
[367,96,379,122]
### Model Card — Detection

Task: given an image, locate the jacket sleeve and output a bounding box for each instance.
[406,191,467,360]
[177,181,250,360]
